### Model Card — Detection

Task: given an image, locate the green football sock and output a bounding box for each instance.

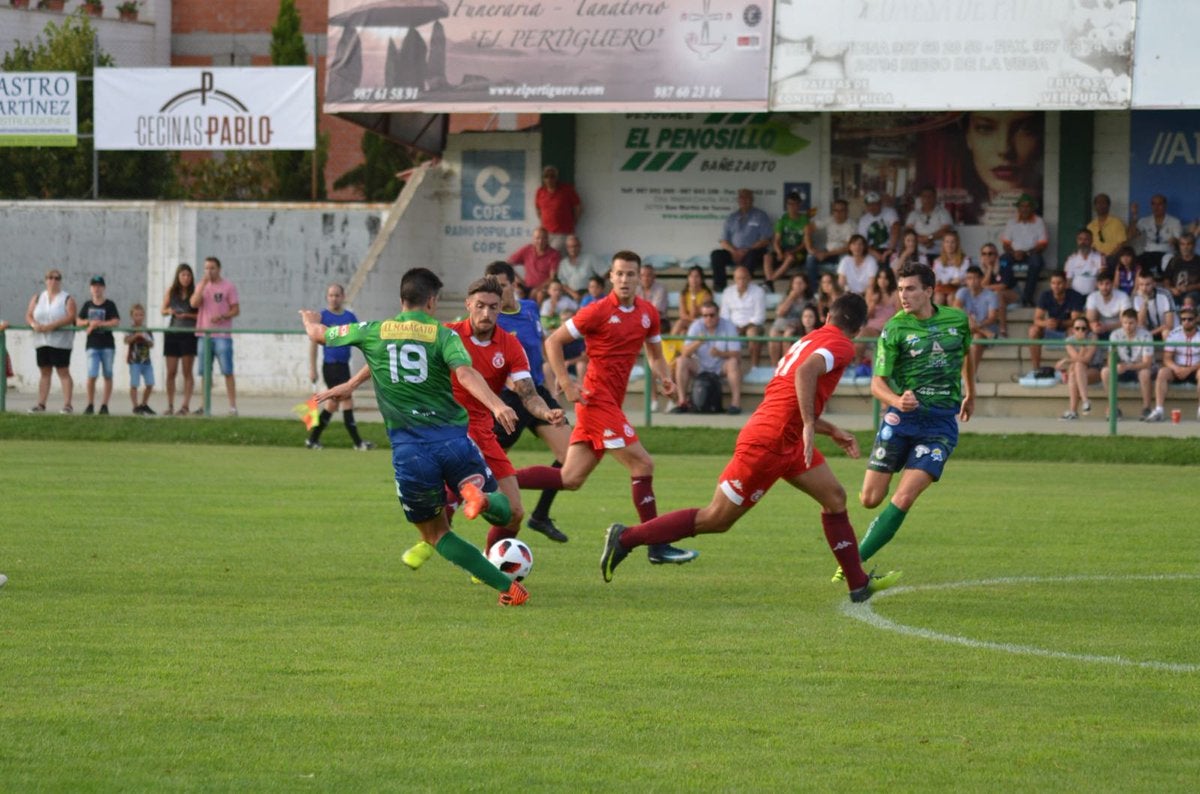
[481,490,512,527]
[435,531,512,592]
[859,502,908,562]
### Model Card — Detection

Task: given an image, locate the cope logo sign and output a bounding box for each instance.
[461,151,525,222]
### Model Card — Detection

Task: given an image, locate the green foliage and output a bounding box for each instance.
[333,131,416,201]
[174,152,276,201]
[267,0,323,200]
[0,14,174,198]
[269,0,306,66]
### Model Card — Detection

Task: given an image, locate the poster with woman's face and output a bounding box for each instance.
[832,111,1044,229]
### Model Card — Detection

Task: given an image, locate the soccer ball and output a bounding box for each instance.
[487,538,533,581]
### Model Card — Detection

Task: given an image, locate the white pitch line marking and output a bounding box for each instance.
[841,574,1200,673]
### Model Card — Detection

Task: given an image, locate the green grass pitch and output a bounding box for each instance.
[1,439,1198,789]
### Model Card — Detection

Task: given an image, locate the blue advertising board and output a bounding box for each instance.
[1130,111,1200,228]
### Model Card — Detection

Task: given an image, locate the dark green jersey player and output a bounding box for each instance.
[843,261,976,577]
[301,267,530,606]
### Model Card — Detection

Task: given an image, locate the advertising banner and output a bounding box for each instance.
[94,68,315,151]
[772,0,1134,111]
[444,148,531,259]
[324,0,773,113]
[0,72,77,147]
[1129,111,1200,229]
[831,111,1045,231]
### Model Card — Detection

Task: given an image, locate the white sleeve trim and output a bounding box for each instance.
[564,318,582,339]
[815,347,835,373]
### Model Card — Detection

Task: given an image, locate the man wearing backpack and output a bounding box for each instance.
[671,300,744,415]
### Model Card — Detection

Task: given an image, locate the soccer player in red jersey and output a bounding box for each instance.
[401,277,565,570]
[516,251,699,565]
[599,293,901,602]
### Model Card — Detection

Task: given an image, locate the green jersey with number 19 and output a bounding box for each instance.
[324,310,471,434]
[874,305,971,410]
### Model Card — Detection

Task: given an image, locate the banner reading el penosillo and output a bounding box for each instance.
[94,68,315,151]
[324,0,773,113]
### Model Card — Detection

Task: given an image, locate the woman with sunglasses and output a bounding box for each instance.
[1057,319,1101,420]
[24,269,78,414]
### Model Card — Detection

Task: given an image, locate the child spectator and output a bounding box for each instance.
[932,230,969,305]
[1111,245,1138,295]
[579,275,607,308]
[539,279,578,330]
[78,275,120,415]
[955,265,1001,375]
[124,303,155,415]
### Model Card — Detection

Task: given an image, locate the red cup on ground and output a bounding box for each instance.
[1171,409,1182,424]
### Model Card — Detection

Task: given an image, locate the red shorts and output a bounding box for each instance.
[717,442,825,508]
[470,425,515,480]
[570,400,639,457]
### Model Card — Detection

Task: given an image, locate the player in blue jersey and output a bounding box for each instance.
[306,283,374,450]
[483,261,573,543]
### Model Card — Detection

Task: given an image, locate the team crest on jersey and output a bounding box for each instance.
[492,352,505,369]
[948,327,959,336]
[641,314,650,329]
[623,423,635,437]
[750,489,765,503]
[905,334,920,346]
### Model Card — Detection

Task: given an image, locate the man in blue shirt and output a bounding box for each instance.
[709,188,773,291]
[306,283,374,450]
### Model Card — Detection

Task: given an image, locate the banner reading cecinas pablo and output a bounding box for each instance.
[94,67,315,151]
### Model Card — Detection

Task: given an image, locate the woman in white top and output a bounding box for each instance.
[836,234,879,295]
[933,230,970,305]
[24,268,78,413]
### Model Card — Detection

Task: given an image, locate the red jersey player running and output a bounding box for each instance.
[402,277,565,570]
[516,251,699,565]
[600,293,901,602]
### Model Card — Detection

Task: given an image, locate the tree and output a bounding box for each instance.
[269,0,324,200]
[334,132,418,201]
[0,14,175,199]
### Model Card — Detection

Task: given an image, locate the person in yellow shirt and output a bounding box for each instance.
[1087,193,1127,261]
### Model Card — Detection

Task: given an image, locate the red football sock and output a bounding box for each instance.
[486,524,516,552]
[621,508,699,549]
[517,465,563,491]
[631,476,657,523]
[821,510,868,590]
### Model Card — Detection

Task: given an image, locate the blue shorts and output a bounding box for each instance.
[867,406,959,481]
[87,348,115,379]
[129,361,155,388]
[198,337,234,376]
[389,431,497,523]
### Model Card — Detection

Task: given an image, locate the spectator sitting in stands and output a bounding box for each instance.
[1132,270,1175,341]
[1026,270,1085,376]
[955,265,1000,375]
[805,198,855,288]
[1064,228,1104,297]
[863,266,899,339]
[539,279,578,330]
[507,226,560,301]
[1088,192,1127,263]
[671,265,713,336]
[1111,244,1138,295]
[904,185,954,260]
[1146,306,1200,422]
[932,229,969,305]
[858,190,900,263]
[836,234,879,296]
[977,242,1017,336]
[556,234,605,302]
[815,271,844,326]
[1162,231,1200,310]
[720,265,767,369]
[635,261,669,321]
[888,227,928,271]
[763,191,809,291]
[579,274,606,308]
[1128,193,1182,277]
[670,300,743,416]
[1085,270,1131,340]
[1001,193,1049,307]
[1057,317,1100,420]
[1101,307,1155,421]
[710,187,773,291]
[558,306,588,385]
[767,274,811,364]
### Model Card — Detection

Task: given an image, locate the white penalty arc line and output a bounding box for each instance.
[840,573,1200,673]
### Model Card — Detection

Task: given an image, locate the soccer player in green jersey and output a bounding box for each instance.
[300,268,530,606]
[847,260,975,574]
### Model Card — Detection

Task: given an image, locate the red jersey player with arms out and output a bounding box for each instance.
[401,277,565,571]
[516,251,699,565]
[599,293,902,602]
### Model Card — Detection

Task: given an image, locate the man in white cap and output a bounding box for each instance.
[858,191,900,264]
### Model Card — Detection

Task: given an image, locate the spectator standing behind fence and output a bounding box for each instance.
[805,198,855,289]
[720,265,767,369]
[1064,228,1104,297]
[535,165,582,253]
[1128,194,1182,277]
[1146,306,1200,422]
[1057,318,1100,420]
[124,303,155,415]
[932,230,969,305]
[25,268,76,414]
[1101,308,1155,421]
[1001,194,1049,307]
[1085,270,1131,340]
[954,265,1001,376]
[161,263,198,416]
[1132,270,1175,341]
[671,301,743,415]
[1026,271,1085,376]
[190,256,240,416]
[307,283,372,451]
[671,265,713,336]
[78,275,120,416]
[711,188,773,292]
